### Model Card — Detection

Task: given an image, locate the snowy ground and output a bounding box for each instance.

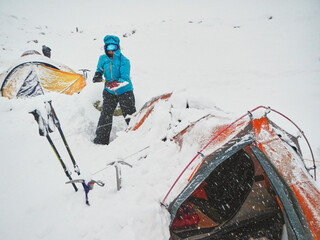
[0,0,320,239]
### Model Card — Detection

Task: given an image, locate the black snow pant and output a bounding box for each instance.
[94,90,136,145]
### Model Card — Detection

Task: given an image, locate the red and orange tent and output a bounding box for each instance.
[129,93,320,240]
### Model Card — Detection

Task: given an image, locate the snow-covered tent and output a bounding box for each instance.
[0,51,86,99]
[129,94,320,240]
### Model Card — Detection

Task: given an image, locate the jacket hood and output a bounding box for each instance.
[103,35,120,47]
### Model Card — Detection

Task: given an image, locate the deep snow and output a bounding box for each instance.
[0,0,320,239]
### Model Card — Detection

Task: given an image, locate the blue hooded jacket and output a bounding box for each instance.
[96,35,133,95]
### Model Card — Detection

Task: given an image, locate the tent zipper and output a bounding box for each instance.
[110,59,113,80]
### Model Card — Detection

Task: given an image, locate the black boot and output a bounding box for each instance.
[93,137,108,145]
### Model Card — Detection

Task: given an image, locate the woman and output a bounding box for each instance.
[92,35,136,145]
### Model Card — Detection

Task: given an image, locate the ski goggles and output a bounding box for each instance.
[105,44,119,51]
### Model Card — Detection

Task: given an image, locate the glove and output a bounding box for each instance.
[92,72,103,83]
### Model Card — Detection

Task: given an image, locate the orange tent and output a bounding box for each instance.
[129,93,320,239]
[166,107,319,239]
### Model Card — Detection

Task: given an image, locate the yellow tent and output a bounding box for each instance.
[0,52,86,99]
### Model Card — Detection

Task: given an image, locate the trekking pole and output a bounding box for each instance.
[47,101,80,175]
[46,133,78,192]
[30,110,78,192]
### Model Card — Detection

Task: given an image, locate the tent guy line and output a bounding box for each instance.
[47,116,131,142]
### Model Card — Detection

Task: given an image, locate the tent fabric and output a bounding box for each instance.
[20,50,41,57]
[128,93,173,131]
[16,69,43,97]
[0,54,86,99]
[166,115,319,239]
[169,139,253,223]
[252,117,320,239]
[127,92,319,239]
[251,146,312,239]
[37,65,85,95]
